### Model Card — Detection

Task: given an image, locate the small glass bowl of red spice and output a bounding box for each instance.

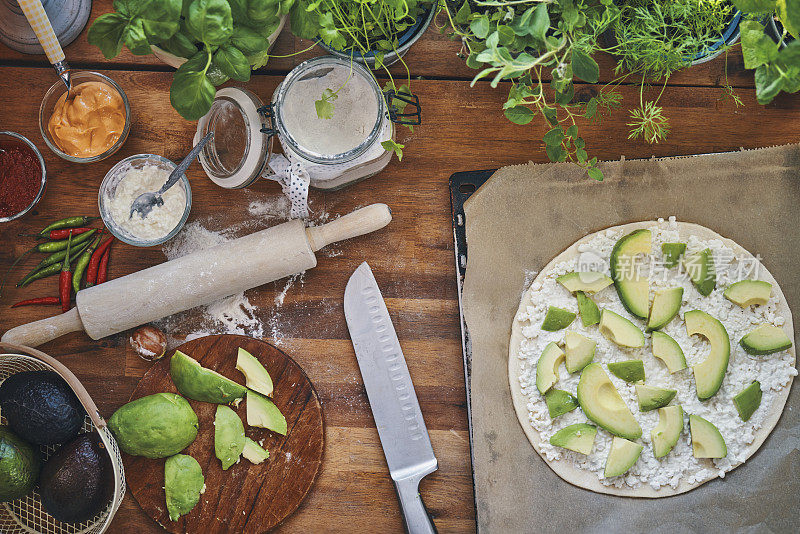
[39,71,131,163]
[0,131,47,223]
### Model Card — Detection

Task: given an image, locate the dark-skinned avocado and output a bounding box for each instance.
[0,371,84,446]
[39,433,111,523]
[0,426,40,502]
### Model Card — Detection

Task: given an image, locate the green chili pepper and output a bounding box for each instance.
[17,240,92,288]
[72,236,101,293]
[24,238,93,278]
[35,229,97,254]
[38,216,99,236]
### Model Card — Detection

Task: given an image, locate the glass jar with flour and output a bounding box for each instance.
[194,56,420,218]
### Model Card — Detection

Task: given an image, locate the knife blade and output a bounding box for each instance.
[344,262,438,534]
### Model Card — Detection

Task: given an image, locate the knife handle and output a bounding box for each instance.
[394,476,437,534]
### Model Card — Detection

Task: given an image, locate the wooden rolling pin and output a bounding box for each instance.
[2,204,392,347]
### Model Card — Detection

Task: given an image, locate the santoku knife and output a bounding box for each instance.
[344,262,438,534]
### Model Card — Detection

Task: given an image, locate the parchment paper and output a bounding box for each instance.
[462,144,800,534]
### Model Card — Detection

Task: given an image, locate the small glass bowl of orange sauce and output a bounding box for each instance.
[38,71,131,163]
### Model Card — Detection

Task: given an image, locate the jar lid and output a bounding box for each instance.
[194,87,273,189]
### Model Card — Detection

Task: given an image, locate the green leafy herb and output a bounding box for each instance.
[381,139,405,161]
[170,49,217,120]
[314,88,338,119]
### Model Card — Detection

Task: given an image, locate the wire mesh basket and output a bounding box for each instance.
[0,343,125,534]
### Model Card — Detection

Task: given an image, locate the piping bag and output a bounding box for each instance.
[17,0,71,90]
[2,204,392,347]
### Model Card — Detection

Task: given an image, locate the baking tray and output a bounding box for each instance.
[448,169,496,460]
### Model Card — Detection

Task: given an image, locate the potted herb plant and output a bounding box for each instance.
[735,0,799,104]
[88,0,293,120]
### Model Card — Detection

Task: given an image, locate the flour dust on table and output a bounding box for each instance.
[509,218,796,497]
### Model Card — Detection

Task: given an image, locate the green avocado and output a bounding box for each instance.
[684,249,716,296]
[165,454,204,522]
[242,438,269,464]
[556,272,613,294]
[610,229,651,319]
[603,436,643,477]
[39,433,111,523]
[214,406,245,470]
[599,309,645,348]
[724,280,772,307]
[661,242,686,268]
[685,310,730,400]
[577,363,642,440]
[564,331,596,373]
[170,350,247,404]
[607,360,645,384]
[108,393,199,458]
[651,331,687,373]
[536,342,566,394]
[541,306,576,331]
[544,389,579,418]
[689,415,727,458]
[576,291,601,326]
[651,405,683,458]
[733,381,762,422]
[0,426,39,502]
[236,348,273,397]
[549,423,597,454]
[739,324,793,355]
[246,391,287,435]
[646,287,683,332]
[635,384,676,411]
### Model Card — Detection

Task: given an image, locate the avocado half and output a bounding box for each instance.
[610,229,651,319]
[170,351,247,404]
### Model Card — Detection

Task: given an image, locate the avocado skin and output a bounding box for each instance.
[0,426,40,502]
[0,371,84,446]
[39,433,111,523]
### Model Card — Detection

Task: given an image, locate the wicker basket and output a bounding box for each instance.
[0,343,125,534]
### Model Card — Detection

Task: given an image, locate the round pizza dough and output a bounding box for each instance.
[508,221,796,498]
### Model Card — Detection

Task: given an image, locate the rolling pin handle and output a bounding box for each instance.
[1,307,84,348]
[306,203,392,252]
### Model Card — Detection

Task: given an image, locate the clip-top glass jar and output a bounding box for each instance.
[195,55,420,194]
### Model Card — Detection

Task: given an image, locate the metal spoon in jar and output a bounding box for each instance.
[129,131,214,220]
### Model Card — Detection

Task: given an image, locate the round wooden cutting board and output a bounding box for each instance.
[124,334,324,533]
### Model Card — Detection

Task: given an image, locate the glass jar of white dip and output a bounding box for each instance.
[194,56,419,215]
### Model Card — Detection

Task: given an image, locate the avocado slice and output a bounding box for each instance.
[739,324,793,355]
[733,381,762,422]
[689,415,727,458]
[242,437,269,464]
[576,291,601,326]
[577,363,642,440]
[610,229,651,319]
[170,350,247,404]
[165,454,204,522]
[646,287,683,332]
[536,342,566,394]
[557,272,613,294]
[603,437,643,477]
[246,391,287,435]
[661,242,686,268]
[541,306,576,331]
[607,360,645,383]
[635,384,676,411]
[684,249,716,296]
[599,309,645,348]
[564,331,596,373]
[651,331,687,373]
[236,348,274,397]
[0,426,40,502]
[685,310,730,400]
[724,280,772,307]
[651,405,684,458]
[214,406,245,470]
[549,423,597,454]
[544,389,579,418]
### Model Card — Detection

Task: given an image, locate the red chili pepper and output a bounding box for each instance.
[59,232,73,312]
[97,247,111,285]
[86,237,114,287]
[11,296,61,308]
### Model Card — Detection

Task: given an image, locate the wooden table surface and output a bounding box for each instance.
[1,4,799,533]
